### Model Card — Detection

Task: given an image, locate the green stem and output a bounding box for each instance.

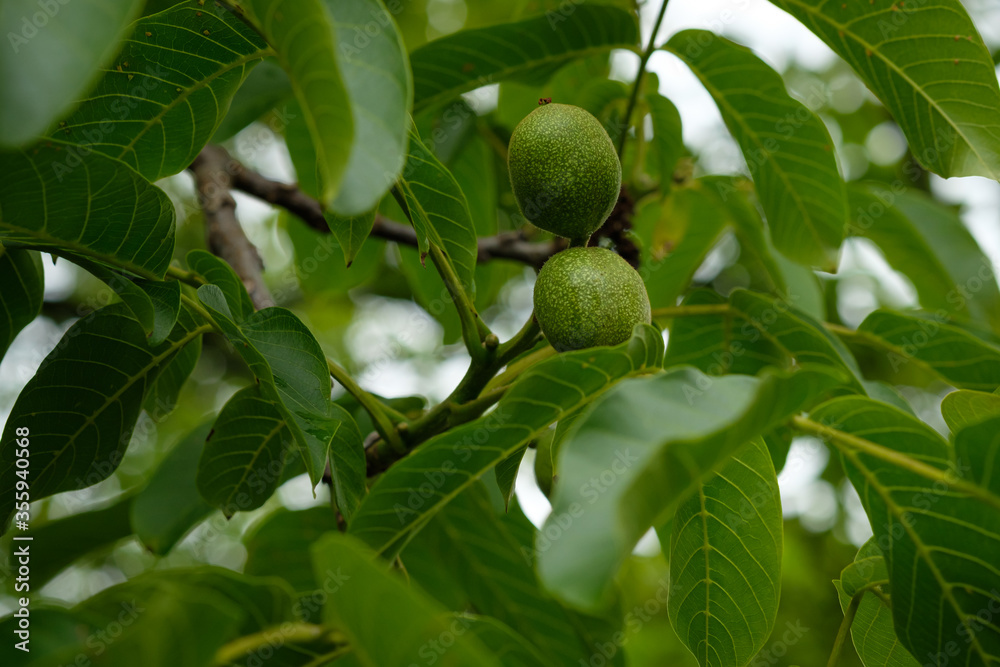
[568,235,591,248]
[166,264,205,288]
[450,385,510,425]
[827,593,862,667]
[791,416,1000,511]
[213,624,337,665]
[328,358,404,453]
[485,344,555,393]
[180,293,225,335]
[617,0,671,158]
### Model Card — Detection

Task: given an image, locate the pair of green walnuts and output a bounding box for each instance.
[508,102,652,352]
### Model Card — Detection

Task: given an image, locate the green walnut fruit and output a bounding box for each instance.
[534,247,651,352]
[508,103,621,243]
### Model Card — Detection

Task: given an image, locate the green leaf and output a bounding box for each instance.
[0,144,175,279]
[212,59,294,142]
[810,396,1000,666]
[663,288,864,391]
[464,615,550,667]
[646,93,684,192]
[186,249,254,322]
[311,533,502,667]
[196,285,337,486]
[54,0,268,181]
[326,0,412,216]
[664,30,847,270]
[767,0,1000,180]
[326,403,366,522]
[327,210,376,267]
[0,303,209,529]
[941,390,1000,433]
[668,438,782,667]
[143,334,201,420]
[410,4,638,111]
[0,0,143,147]
[398,126,479,296]
[4,493,134,591]
[244,507,339,598]
[953,416,1000,497]
[834,541,918,667]
[539,365,842,610]
[0,247,43,361]
[848,184,1000,332]
[197,386,290,516]
[132,421,214,554]
[245,0,353,208]
[413,482,591,663]
[349,325,665,557]
[854,310,1000,392]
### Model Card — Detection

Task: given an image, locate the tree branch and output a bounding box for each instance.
[189,146,275,309]
[207,145,563,270]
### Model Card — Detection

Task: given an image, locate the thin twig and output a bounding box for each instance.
[617,0,672,157]
[189,146,274,310]
[826,593,862,667]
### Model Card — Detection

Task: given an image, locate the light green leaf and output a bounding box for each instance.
[186,249,254,323]
[848,184,1000,332]
[326,0,412,216]
[327,210,376,267]
[0,303,209,530]
[131,421,214,555]
[349,325,665,557]
[646,93,685,192]
[854,310,1000,392]
[196,385,291,516]
[941,390,1000,433]
[953,416,1000,497]
[311,533,502,667]
[54,0,268,181]
[664,30,847,270]
[410,4,638,111]
[839,539,888,598]
[0,247,43,361]
[398,126,479,296]
[668,438,782,667]
[768,0,1000,179]
[539,366,842,610]
[663,288,864,391]
[810,397,1000,666]
[834,541,918,667]
[0,0,143,147]
[196,285,339,487]
[245,0,353,208]
[0,144,175,279]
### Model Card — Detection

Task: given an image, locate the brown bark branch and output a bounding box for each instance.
[207,145,564,270]
[189,146,275,309]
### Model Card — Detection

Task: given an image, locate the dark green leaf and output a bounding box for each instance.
[464,615,550,667]
[664,30,847,270]
[54,0,269,181]
[349,325,665,557]
[244,0,353,208]
[0,303,209,529]
[646,93,684,192]
[539,366,842,610]
[0,145,175,279]
[326,210,376,268]
[311,533,502,667]
[0,247,43,361]
[212,60,294,142]
[143,335,202,420]
[326,404,365,521]
[768,0,1000,179]
[132,421,215,554]
[410,4,638,110]
[197,285,338,486]
[398,126,479,297]
[953,416,1000,497]
[244,507,339,597]
[186,249,254,322]
[0,0,143,146]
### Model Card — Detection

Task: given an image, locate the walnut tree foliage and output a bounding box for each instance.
[1,0,1000,666]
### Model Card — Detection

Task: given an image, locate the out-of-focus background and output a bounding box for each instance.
[2,1,998,664]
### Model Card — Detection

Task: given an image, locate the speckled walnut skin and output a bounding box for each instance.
[508,103,622,244]
[534,247,651,352]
